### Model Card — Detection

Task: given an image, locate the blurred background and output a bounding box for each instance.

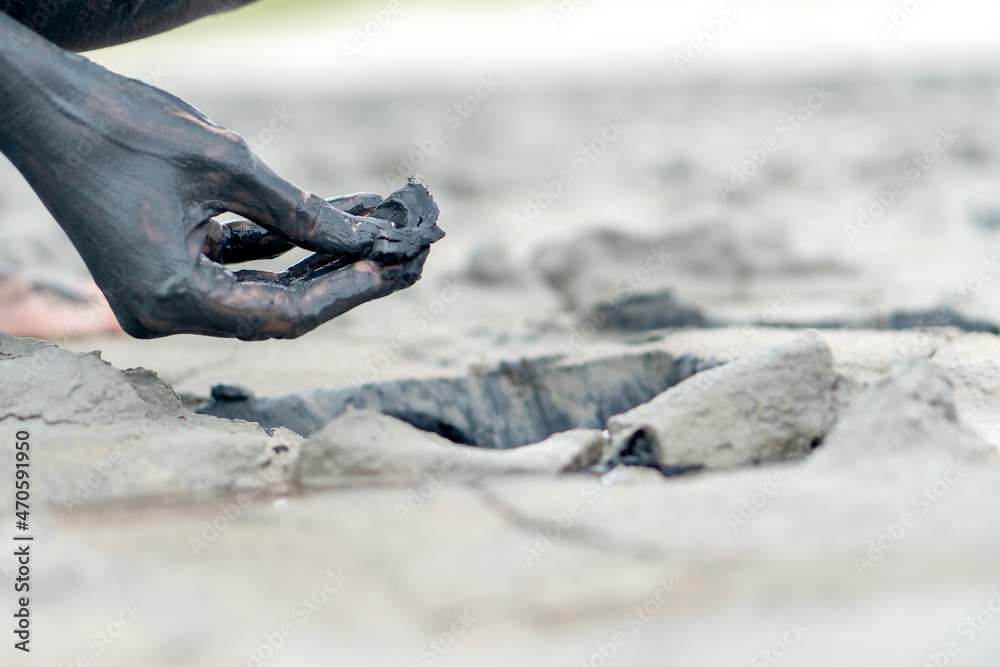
[3,0,1000,396]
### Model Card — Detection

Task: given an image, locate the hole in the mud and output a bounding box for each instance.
[388,412,473,446]
[618,429,660,468]
[614,429,705,478]
[657,464,706,478]
[211,383,254,402]
[200,350,697,451]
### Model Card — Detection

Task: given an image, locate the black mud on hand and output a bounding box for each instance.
[364,182,445,265]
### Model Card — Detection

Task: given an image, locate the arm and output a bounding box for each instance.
[1,0,260,52]
[0,12,443,340]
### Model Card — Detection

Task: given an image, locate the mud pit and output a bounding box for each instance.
[198,348,688,449]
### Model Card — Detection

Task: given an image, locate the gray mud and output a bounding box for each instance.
[199,348,694,448]
[7,326,1000,667]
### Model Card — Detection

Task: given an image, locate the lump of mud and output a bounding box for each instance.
[772,306,1000,334]
[813,360,997,467]
[297,411,605,486]
[533,216,846,310]
[364,182,445,265]
[0,332,302,506]
[0,333,184,424]
[590,289,711,332]
[884,307,999,335]
[605,331,856,471]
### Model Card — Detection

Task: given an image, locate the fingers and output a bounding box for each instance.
[296,188,439,271]
[215,154,442,260]
[370,247,430,287]
[364,183,445,264]
[198,193,385,265]
[141,253,429,340]
[368,183,440,231]
[262,192,384,277]
[280,251,362,284]
[217,161,388,256]
[201,219,295,265]
[326,193,383,215]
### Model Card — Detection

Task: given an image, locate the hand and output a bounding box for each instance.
[0,23,444,340]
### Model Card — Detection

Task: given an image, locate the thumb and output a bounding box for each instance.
[219,158,373,255]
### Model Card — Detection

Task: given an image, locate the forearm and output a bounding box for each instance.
[0,10,168,229]
[0,12,93,162]
[0,8,222,176]
[0,12,68,153]
[0,0,260,52]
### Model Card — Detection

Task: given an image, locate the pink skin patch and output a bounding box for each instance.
[353,260,383,289]
[0,277,122,340]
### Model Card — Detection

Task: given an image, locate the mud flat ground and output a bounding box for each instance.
[5,1,1000,665]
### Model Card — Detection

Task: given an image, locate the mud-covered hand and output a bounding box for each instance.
[0,13,443,340]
